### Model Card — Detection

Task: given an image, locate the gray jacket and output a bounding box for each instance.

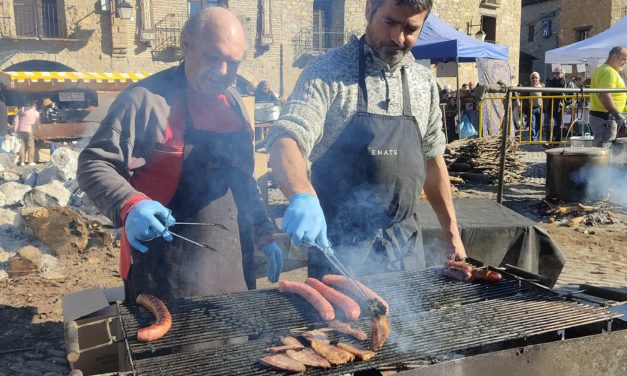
[77,65,275,242]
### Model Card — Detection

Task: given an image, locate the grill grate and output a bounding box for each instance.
[120,270,621,375]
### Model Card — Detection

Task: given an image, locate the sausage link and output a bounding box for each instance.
[442,267,473,282]
[471,268,503,283]
[321,274,390,314]
[305,278,361,321]
[136,293,172,342]
[279,280,335,321]
[445,260,473,273]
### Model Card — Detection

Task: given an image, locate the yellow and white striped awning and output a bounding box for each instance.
[4,71,150,83]
[0,71,153,92]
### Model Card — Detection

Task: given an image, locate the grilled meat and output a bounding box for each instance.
[267,336,306,352]
[370,314,390,351]
[281,336,304,347]
[310,339,355,365]
[279,280,336,321]
[285,349,332,368]
[336,342,377,361]
[328,319,368,341]
[322,274,390,315]
[305,277,361,321]
[302,329,330,344]
[135,294,172,343]
[471,268,503,283]
[260,354,306,373]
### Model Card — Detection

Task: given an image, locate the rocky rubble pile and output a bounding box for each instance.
[0,147,114,282]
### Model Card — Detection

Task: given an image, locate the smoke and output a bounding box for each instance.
[570,147,627,205]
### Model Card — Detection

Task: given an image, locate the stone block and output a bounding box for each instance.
[1,171,21,182]
[9,245,43,275]
[0,182,31,206]
[23,180,71,207]
[20,206,89,256]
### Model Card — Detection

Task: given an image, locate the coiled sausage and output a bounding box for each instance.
[136,293,172,342]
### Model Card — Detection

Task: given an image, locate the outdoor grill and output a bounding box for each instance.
[85,268,626,376]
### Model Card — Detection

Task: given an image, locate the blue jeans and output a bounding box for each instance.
[531,107,542,140]
[545,111,563,141]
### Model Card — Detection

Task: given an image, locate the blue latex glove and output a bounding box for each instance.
[281,193,330,248]
[125,200,176,253]
[263,241,283,283]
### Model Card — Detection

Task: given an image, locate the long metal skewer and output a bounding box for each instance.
[174,222,231,231]
[170,231,218,252]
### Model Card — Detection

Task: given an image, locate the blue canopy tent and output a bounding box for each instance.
[412,14,509,128]
[412,14,508,62]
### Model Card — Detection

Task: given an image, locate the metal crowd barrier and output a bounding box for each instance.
[472,83,627,203]
[478,94,592,145]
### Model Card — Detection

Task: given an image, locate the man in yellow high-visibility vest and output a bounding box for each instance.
[589,46,627,147]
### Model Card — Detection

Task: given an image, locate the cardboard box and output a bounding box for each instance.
[62,286,132,376]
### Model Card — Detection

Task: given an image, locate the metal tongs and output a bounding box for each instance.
[307,242,387,317]
[158,219,231,252]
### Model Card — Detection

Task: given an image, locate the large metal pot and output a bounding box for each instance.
[611,137,627,166]
[254,103,281,122]
[545,147,610,202]
[568,135,594,148]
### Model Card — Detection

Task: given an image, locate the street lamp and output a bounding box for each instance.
[115,0,133,20]
[467,20,486,42]
[474,29,487,42]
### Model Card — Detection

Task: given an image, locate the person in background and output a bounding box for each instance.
[13,101,39,166]
[267,0,466,280]
[41,98,61,124]
[440,84,453,102]
[77,7,284,301]
[529,72,544,141]
[254,80,281,104]
[0,98,7,140]
[543,66,568,142]
[589,46,627,146]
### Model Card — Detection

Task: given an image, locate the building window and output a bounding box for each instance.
[188,0,226,16]
[575,27,591,42]
[13,0,60,38]
[527,24,534,42]
[481,15,497,43]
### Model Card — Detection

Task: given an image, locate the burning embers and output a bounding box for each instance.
[268,276,390,372]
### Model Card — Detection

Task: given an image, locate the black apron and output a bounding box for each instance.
[125,108,255,301]
[309,39,427,279]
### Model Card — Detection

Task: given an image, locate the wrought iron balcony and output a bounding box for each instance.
[151,13,186,61]
[1,1,67,39]
[292,28,353,63]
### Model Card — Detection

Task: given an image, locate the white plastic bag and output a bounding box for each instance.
[1,134,21,154]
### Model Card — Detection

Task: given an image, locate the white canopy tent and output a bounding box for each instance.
[545,16,627,68]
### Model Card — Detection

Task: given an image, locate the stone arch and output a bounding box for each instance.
[0,54,85,72]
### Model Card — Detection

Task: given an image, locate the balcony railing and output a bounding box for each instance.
[151,14,186,61]
[292,28,353,62]
[1,1,65,39]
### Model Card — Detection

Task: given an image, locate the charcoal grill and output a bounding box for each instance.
[70,268,626,375]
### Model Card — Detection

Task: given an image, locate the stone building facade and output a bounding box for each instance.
[0,0,521,97]
[559,0,627,47]
[521,0,626,81]
[520,0,561,83]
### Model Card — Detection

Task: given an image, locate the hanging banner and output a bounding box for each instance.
[140,0,155,42]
